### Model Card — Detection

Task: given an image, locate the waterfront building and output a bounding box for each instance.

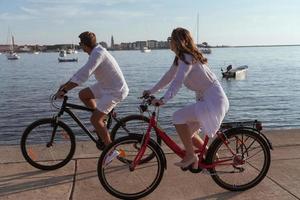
[111,35,114,48]
[147,40,157,49]
[134,41,147,50]
[19,45,32,52]
[99,41,108,48]
[0,45,11,52]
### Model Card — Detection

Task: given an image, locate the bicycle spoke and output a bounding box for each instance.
[22,119,74,169]
[98,136,164,199]
[209,130,270,191]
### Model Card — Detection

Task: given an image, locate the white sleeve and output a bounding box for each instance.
[149,64,178,94]
[162,60,192,103]
[70,50,104,85]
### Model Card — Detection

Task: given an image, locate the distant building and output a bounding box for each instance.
[19,45,32,52]
[134,41,147,50]
[111,35,114,48]
[99,41,108,48]
[0,45,10,52]
[157,41,169,49]
[147,40,157,49]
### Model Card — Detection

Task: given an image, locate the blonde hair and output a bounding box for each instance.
[171,27,207,65]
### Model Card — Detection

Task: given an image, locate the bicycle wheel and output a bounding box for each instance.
[206,129,271,191]
[98,134,165,199]
[110,114,162,163]
[21,118,76,170]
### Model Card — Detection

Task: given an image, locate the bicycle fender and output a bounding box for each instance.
[224,127,273,150]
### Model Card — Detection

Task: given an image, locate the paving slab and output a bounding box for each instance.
[0,161,75,200]
[0,129,300,200]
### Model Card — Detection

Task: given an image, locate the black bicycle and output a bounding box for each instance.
[21,95,161,170]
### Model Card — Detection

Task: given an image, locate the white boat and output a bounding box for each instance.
[67,44,78,54]
[59,50,67,57]
[58,57,78,62]
[141,47,151,53]
[200,48,211,54]
[6,35,20,60]
[221,65,248,78]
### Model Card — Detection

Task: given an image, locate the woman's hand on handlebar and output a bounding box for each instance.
[142,90,151,98]
[151,98,164,106]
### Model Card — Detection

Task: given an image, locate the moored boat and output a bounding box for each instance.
[221,65,248,78]
[6,34,20,60]
[59,50,67,57]
[7,51,20,60]
[58,57,78,62]
[141,47,151,53]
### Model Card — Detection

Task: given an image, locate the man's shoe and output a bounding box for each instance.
[104,150,120,166]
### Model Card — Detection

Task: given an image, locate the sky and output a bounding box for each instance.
[0,0,300,46]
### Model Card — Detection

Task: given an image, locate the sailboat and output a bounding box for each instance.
[6,35,20,60]
[196,13,211,54]
[66,44,78,54]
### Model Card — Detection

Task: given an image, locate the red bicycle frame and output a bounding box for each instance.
[132,107,237,170]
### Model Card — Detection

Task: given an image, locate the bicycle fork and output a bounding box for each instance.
[47,115,59,147]
[130,115,154,171]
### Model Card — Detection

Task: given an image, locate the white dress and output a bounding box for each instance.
[149,54,229,138]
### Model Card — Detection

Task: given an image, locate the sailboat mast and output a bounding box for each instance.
[12,35,15,51]
[197,12,199,46]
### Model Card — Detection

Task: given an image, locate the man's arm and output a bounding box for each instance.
[60,81,78,92]
[55,81,78,99]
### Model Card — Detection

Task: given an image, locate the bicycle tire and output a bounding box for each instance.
[110,114,162,163]
[206,129,271,191]
[21,118,76,170]
[98,134,165,199]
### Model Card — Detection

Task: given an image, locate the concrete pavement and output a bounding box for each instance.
[0,129,300,200]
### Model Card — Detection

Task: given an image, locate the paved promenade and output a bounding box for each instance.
[0,129,300,200]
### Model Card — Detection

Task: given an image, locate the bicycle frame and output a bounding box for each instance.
[132,106,237,170]
[53,96,120,144]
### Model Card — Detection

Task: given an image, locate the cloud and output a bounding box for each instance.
[0,13,33,20]
[27,0,140,6]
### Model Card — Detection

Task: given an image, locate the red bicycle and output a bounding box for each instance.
[98,96,272,199]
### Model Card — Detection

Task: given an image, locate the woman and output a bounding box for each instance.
[143,27,229,168]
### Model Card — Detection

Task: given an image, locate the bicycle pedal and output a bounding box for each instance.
[180,166,189,171]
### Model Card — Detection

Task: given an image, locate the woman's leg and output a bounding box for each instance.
[174,124,195,160]
[173,103,201,167]
[187,122,204,149]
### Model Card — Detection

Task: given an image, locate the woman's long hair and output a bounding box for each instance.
[171,27,207,65]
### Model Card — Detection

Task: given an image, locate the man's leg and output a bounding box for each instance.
[78,88,111,145]
[79,88,97,109]
[90,110,112,145]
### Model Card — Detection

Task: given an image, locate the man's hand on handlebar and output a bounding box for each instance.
[54,86,67,99]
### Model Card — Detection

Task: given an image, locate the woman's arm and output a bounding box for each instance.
[149,64,178,94]
[161,59,192,103]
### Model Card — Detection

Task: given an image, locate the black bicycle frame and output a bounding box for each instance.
[54,96,115,144]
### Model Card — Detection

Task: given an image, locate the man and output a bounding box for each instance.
[55,31,129,150]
